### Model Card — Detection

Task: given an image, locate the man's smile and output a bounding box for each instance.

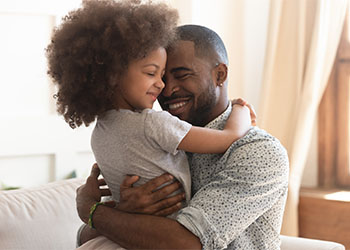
[162,96,192,115]
[168,101,187,110]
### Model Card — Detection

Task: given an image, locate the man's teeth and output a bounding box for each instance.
[168,101,187,110]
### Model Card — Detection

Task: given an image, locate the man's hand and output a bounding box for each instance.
[76,165,200,249]
[76,164,114,224]
[117,173,185,216]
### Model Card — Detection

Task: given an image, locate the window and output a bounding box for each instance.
[318,9,350,188]
[0,0,94,188]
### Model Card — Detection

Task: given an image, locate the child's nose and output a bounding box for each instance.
[155,77,165,90]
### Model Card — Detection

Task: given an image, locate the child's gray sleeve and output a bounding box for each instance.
[144,111,192,155]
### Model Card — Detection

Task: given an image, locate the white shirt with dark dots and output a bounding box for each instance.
[176,103,289,250]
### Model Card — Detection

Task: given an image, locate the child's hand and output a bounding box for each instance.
[232,98,257,126]
[232,98,247,106]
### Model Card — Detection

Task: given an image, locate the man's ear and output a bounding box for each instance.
[214,63,228,87]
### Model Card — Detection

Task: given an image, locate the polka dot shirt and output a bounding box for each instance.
[176,104,289,250]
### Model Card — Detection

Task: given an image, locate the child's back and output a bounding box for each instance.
[92,109,191,205]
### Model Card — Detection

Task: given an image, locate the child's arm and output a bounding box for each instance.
[178,99,254,154]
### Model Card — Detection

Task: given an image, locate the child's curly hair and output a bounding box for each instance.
[46,0,178,128]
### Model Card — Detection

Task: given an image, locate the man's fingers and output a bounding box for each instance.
[120,175,140,190]
[100,188,112,197]
[103,200,116,208]
[140,192,184,215]
[150,181,182,203]
[144,173,174,193]
[154,202,183,217]
[98,178,107,186]
[150,192,185,213]
[89,163,100,179]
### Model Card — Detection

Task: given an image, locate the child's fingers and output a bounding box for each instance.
[246,103,256,119]
[232,98,247,106]
[245,103,257,126]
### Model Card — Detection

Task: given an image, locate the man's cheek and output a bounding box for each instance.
[180,109,192,123]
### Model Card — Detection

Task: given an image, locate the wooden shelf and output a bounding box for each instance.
[299,188,350,249]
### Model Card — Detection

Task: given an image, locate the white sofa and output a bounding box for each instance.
[0,179,345,250]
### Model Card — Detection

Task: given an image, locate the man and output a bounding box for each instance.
[76,25,289,249]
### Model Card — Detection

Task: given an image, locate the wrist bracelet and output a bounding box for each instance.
[88,202,104,229]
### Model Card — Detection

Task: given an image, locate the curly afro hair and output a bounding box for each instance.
[46,0,178,128]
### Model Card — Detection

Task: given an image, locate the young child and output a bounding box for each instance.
[46,0,253,218]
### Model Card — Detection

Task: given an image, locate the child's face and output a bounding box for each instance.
[113,47,167,111]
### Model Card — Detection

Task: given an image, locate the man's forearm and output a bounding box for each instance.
[79,224,101,245]
[92,205,201,249]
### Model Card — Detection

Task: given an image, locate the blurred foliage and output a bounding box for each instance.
[65,170,77,179]
[1,182,20,191]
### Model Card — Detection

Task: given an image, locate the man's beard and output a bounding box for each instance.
[187,80,216,127]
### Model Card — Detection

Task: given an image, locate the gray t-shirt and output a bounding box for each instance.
[91,109,192,204]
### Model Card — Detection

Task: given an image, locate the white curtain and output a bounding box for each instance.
[259,0,347,236]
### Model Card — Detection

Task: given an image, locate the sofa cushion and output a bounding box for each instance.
[280,235,345,250]
[0,178,84,250]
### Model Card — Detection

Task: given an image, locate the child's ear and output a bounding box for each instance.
[108,74,119,87]
[214,63,228,87]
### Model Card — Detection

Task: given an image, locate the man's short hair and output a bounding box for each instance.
[177,25,229,65]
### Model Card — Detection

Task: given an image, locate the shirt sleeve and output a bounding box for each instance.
[176,138,289,250]
[144,110,192,155]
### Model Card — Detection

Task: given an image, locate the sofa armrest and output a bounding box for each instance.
[0,178,84,250]
[280,235,345,250]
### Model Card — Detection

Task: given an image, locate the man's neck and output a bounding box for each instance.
[204,98,229,126]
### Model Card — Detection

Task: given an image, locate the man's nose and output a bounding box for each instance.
[162,77,177,97]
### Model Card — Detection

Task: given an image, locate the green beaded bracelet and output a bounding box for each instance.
[88,202,104,229]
